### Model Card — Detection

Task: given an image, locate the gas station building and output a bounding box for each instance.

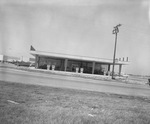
[30,46,128,76]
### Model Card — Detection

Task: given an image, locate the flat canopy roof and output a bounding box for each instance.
[30,50,129,65]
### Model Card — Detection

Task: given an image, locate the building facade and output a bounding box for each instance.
[30,46,129,76]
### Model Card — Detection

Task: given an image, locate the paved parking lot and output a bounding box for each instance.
[0,67,150,98]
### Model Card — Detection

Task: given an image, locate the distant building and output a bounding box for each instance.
[30,46,129,76]
[0,54,20,62]
[0,55,4,62]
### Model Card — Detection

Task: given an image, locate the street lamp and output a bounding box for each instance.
[112,24,122,79]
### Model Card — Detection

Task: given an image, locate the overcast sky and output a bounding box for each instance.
[0,0,150,75]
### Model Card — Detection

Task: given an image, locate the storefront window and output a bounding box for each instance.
[67,60,81,72]
[38,56,109,75]
[94,63,108,75]
[82,62,92,74]
[38,57,64,71]
[67,60,92,73]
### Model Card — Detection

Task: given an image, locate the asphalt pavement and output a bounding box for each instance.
[0,67,150,98]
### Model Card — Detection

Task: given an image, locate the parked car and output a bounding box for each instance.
[17,61,31,67]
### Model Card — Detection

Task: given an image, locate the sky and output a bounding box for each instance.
[0,0,150,75]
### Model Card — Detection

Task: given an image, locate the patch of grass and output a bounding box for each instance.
[0,80,150,124]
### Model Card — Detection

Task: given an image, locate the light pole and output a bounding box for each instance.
[112,24,122,79]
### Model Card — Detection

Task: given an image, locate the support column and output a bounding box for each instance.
[64,59,68,71]
[35,55,39,68]
[60,60,64,71]
[92,62,95,74]
[108,64,110,71]
[119,64,122,76]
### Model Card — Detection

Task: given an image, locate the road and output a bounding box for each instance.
[0,68,150,97]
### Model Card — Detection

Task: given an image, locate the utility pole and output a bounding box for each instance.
[112,24,122,79]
